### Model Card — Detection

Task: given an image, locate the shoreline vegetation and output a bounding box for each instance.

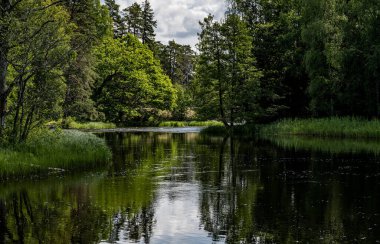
[0,130,111,181]
[158,120,224,127]
[201,117,380,139]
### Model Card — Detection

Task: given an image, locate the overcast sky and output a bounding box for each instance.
[116,0,227,48]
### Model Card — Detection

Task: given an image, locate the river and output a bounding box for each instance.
[0,128,379,243]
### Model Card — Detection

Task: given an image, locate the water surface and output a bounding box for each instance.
[1,129,380,243]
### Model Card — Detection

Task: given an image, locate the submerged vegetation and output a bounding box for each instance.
[0,130,111,180]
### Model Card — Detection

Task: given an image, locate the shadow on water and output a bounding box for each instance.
[0,131,380,243]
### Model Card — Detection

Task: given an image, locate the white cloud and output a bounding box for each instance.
[116,0,227,48]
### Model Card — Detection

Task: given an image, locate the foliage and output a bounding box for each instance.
[194,13,262,126]
[158,120,224,127]
[94,35,177,124]
[0,130,111,180]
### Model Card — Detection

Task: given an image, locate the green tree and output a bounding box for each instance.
[105,0,126,38]
[141,0,157,48]
[62,0,111,121]
[0,0,74,142]
[301,0,346,116]
[123,3,143,38]
[94,35,177,124]
[195,14,261,127]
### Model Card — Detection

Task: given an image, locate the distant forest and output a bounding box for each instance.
[1,0,380,141]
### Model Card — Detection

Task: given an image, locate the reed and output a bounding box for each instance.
[0,130,111,180]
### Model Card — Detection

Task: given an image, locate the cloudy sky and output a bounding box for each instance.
[116,0,227,48]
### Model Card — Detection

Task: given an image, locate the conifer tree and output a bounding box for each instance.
[141,0,157,47]
[124,3,143,38]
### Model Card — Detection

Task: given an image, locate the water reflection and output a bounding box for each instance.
[0,132,379,243]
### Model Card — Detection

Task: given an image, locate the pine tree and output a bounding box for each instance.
[105,0,126,38]
[124,3,143,38]
[141,0,157,47]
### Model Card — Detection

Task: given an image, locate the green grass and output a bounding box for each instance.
[66,121,116,130]
[0,130,111,180]
[159,120,224,127]
[261,117,380,138]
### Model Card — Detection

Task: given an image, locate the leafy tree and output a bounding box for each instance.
[94,35,177,124]
[0,0,74,142]
[195,14,261,127]
[301,0,346,116]
[231,0,309,119]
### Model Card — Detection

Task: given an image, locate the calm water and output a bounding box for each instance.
[1,128,380,243]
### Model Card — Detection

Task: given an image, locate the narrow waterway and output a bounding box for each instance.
[0,128,379,243]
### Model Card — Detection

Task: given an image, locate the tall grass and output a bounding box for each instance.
[261,117,380,138]
[67,121,117,130]
[159,120,224,127]
[0,130,111,180]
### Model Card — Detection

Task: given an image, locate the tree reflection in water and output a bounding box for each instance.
[0,132,379,243]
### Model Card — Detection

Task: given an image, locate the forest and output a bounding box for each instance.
[0,0,380,144]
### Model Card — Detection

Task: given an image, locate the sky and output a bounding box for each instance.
[115,0,227,48]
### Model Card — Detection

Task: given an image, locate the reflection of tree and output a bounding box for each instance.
[199,137,262,243]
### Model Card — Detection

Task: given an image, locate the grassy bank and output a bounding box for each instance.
[159,120,224,127]
[0,130,111,180]
[66,121,116,130]
[261,117,380,138]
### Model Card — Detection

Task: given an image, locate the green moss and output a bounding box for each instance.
[0,130,111,180]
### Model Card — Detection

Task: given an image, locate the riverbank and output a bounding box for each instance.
[159,120,224,127]
[202,117,380,139]
[0,130,111,180]
[261,117,380,138]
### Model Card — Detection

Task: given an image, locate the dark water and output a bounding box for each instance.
[1,129,380,243]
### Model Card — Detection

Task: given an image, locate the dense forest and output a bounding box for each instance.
[1,0,380,143]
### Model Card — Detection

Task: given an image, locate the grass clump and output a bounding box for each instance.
[67,121,117,130]
[0,130,111,180]
[261,117,380,138]
[159,120,224,127]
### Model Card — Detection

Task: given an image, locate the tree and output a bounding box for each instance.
[94,35,177,124]
[231,0,309,119]
[62,0,111,121]
[301,0,346,116]
[105,0,126,38]
[0,0,74,142]
[195,14,261,127]
[141,0,157,48]
[123,3,143,38]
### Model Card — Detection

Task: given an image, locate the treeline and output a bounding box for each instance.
[0,0,195,143]
[194,0,380,126]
